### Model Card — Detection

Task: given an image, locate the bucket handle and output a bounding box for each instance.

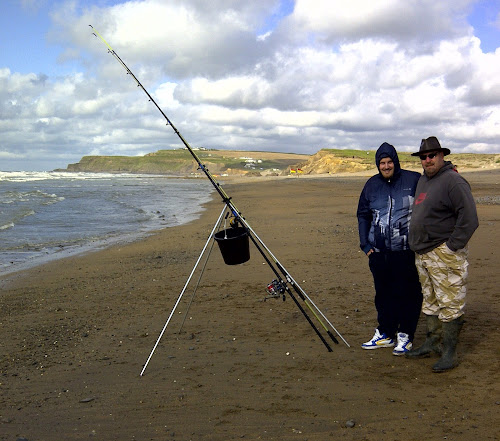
[221,211,233,239]
[223,214,228,239]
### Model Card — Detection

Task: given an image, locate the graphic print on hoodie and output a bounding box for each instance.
[357,143,421,254]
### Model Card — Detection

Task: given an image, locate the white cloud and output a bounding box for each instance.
[289,0,474,43]
[1,0,500,171]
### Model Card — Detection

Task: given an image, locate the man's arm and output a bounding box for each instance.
[447,182,479,251]
[357,187,374,255]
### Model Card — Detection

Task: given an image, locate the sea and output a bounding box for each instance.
[0,171,214,275]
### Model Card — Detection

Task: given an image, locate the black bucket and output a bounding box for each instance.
[214,227,250,265]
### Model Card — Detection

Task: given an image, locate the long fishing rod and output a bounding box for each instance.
[90,26,348,354]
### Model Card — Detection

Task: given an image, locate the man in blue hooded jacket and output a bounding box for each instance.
[357,142,422,355]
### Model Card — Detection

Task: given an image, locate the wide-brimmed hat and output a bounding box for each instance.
[411,136,450,157]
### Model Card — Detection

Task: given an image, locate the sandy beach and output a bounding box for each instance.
[1,171,499,441]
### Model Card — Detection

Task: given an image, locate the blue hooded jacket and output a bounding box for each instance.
[357,143,421,254]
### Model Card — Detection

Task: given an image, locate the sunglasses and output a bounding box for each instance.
[419,152,438,161]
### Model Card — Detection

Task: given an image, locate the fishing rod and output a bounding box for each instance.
[90,25,349,362]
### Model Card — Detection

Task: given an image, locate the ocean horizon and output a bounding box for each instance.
[0,171,214,276]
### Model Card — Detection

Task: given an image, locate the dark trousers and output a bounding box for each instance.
[368,250,422,340]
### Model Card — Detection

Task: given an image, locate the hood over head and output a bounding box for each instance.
[375,142,401,176]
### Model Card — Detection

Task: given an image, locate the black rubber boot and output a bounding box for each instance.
[406,315,442,359]
[432,317,464,373]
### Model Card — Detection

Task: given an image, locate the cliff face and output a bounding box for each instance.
[62,149,309,176]
[61,149,500,176]
[296,150,375,174]
[65,153,201,174]
[294,150,500,175]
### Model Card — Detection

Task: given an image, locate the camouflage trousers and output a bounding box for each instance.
[415,243,469,322]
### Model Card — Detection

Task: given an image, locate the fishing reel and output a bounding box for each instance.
[229,216,240,228]
[265,279,286,301]
[224,211,241,229]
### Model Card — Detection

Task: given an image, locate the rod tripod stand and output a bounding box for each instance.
[140,204,350,376]
[88,26,349,377]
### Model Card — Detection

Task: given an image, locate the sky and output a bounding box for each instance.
[1,0,500,171]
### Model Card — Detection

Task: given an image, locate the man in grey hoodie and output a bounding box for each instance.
[408,136,479,372]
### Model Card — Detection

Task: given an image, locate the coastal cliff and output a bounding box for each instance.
[62,149,309,176]
[61,148,500,175]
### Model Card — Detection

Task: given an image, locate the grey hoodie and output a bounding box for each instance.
[409,161,479,254]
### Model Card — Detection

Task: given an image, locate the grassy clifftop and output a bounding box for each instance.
[64,149,309,176]
[62,148,499,175]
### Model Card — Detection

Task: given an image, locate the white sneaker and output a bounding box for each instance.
[361,329,395,349]
[392,332,412,356]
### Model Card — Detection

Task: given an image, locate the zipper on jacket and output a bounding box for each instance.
[388,185,393,251]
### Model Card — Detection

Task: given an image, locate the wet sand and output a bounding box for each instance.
[1,171,499,440]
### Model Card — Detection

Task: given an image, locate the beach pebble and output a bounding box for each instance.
[345,419,356,428]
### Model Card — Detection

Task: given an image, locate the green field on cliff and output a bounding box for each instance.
[63,148,499,175]
[64,149,309,175]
